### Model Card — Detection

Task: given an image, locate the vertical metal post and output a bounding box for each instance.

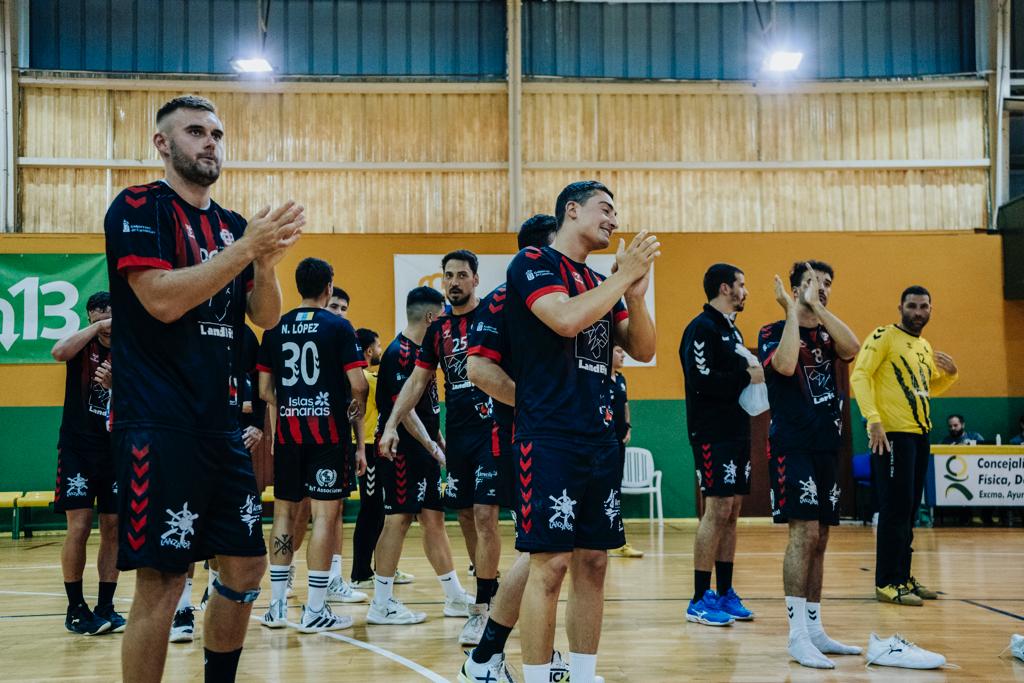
[507,0,522,231]
[0,0,17,231]
[987,0,1010,230]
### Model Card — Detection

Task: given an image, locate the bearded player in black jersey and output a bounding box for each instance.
[103,95,303,682]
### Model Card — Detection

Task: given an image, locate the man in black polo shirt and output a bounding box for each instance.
[680,264,759,627]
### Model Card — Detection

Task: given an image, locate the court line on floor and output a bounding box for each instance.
[320,631,451,682]
[962,599,1024,622]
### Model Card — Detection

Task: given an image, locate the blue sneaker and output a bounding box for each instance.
[686,590,734,626]
[716,588,754,621]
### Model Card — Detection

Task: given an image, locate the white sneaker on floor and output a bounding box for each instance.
[444,590,474,617]
[394,569,415,584]
[168,607,195,643]
[459,651,518,683]
[866,633,946,669]
[788,632,835,669]
[286,564,296,598]
[1010,634,1024,662]
[366,597,427,625]
[459,604,488,645]
[327,577,368,603]
[260,599,289,629]
[548,651,604,683]
[293,603,352,633]
[350,578,375,590]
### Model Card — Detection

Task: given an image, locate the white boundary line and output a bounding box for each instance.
[320,631,452,683]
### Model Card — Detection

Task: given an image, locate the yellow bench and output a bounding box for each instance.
[0,492,22,538]
[13,491,55,539]
[261,486,275,504]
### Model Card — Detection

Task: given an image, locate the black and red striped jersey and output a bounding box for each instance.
[258,307,366,446]
[58,338,111,451]
[504,245,628,444]
[417,308,496,433]
[467,283,513,431]
[103,180,252,435]
[377,333,440,443]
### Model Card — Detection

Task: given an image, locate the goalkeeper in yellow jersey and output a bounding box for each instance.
[850,286,958,606]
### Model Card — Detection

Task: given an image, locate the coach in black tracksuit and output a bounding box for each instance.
[679,263,762,623]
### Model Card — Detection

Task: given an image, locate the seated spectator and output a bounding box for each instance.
[941,414,984,445]
[1009,415,1024,445]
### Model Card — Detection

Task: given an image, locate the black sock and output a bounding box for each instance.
[97,581,117,608]
[715,561,734,596]
[475,577,499,606]
[64,580,85,608]
[204,648,242,683]
[471,618,513,663]
[693,570,712,603]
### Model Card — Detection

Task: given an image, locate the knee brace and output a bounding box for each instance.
[212,577,261,604]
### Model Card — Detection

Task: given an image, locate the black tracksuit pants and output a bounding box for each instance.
[873,432,931,588]
[351,442,385,582]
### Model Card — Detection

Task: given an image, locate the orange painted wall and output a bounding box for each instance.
[2,231,1021,406]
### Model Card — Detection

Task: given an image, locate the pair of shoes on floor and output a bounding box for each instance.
[608,543,644,558]
[327,577,368,604]
[686,588,754,626]
[458,649,606,683]
[260,600,353,632]
[65,602,120,636]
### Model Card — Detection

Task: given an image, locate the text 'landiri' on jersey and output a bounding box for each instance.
[505,246,628,444]
[257,307,366,446]
[103,181,252,436]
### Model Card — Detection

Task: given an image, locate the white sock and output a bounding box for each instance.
[270,564,290,605]
[373,574,394,606]
[176,579,192,612]
[207,568,219,595]
[522,664,551,683]
[806,602,862,655]
[308,570,330,612]
[785,595,807,640]
[568,653,597,683]
[329,554,342,583]
[437,570,464,601]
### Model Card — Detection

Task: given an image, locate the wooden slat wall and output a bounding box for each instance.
[17,85,987,233]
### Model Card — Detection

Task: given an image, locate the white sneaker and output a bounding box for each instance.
[1010,634,1024,662]
[549,651,604,683]
[327,577,368,604]
[168,607,195,643]
[444,590,474,617]
[866,633,946,669]
[260,599,288,629]
[460,604,488,645]
[366,597,427,625]
[286,564,296,598]
[293,603,353,633]
[350,578,375,590]
[788,632,835,669]
[394,569,415,584]
[459,651,517,683]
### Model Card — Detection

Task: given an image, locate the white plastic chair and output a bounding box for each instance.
[621,447,663,525]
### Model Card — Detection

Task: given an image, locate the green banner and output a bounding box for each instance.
[0,253,107,364]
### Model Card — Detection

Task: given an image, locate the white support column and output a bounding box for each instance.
[0,0,17,231]
[987,0,1011,230]
[506,0,523,232]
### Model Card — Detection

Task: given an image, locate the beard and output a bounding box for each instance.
[169,139,220,186]
[950,428,963,439]
[901,312,929,334]
[447,291,470,307]
[370,355,381,367]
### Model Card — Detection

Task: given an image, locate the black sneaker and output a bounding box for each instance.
[65,603,112,636]
[169,607,195,643]
[93,604,127,633]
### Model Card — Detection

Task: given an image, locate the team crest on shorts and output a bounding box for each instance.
[161,503,199,549]
[239,495,262,536]
[548,489,577,531]
[316,468,338,488]
[799,477,818,505]
[66,473,88,498]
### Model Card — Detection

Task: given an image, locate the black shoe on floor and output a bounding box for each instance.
[65,603,112,636]
[94,603,127,633]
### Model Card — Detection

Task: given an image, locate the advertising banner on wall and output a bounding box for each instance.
[930,447,1024,507]
[393,253,656,366]
[0,254,107,364]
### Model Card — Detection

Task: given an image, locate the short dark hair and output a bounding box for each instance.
[442,249,478,275]
[554,181,613,228]
[900,285,931,304]
[86,291,111,312]
[948,414,965,423]
[295,257,333,299]
[355,328,378,350]
[702,263,743,301]
[789,260,835,289]
[156,95,217,126]
[406,286,445,321]
[332,286,350,303]
[518,214,557,250]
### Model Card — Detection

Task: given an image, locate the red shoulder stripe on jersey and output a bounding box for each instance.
[198,214,217,252]
[125,196,147,209]
[117,255,172,273]
[614,309,629,323]
[126,185,149,195]
[525,285,568,309]
[467,344,502,362]
[171,200,202,263]
[762,350,777,368]
[524,247,542,260]
[582,268,597,290]
[415,358,437,371]
[488,302,503,314]
[344,360,369,372]
[256,363,272,373]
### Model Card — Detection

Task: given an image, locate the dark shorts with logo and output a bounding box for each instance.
[692,439,752,497]
[443,424,511,509]
[114,427,266,575]
[274,442,349,502]
[54,442,118,514]
[513,436,625,554]
[379,440,445,515]
[769,442,841,526]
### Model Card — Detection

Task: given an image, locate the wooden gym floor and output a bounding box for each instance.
[1,521,1022,682]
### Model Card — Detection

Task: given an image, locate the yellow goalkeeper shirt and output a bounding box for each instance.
[363,368,378,444]
[850,324,957,435]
